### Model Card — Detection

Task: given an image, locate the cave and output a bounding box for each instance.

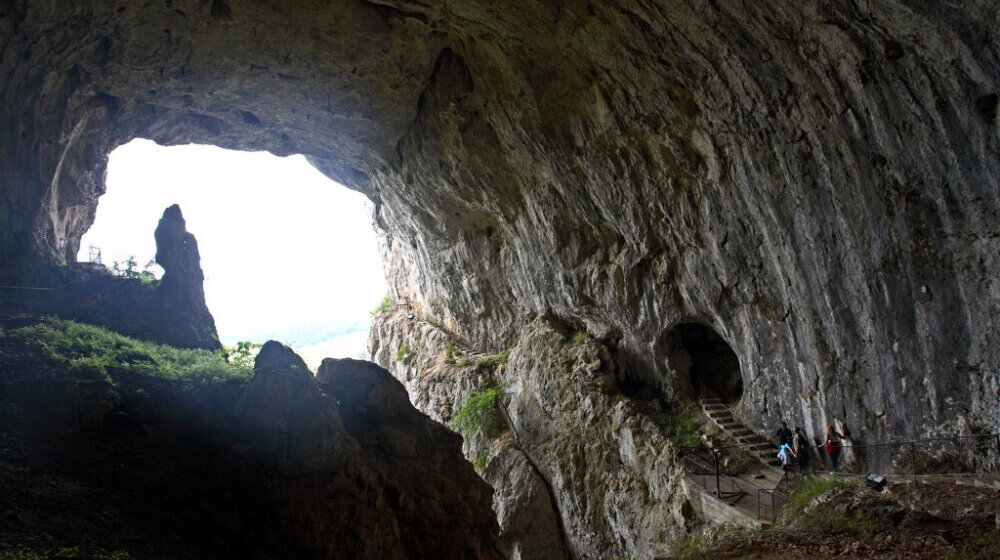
[2,2,998,558]
[668,323,743,404]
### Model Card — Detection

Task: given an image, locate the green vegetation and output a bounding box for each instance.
[370,294,392,316]
[474,450,489,474]
[455,356,472,367]
[668,535,704,559]
[451,384,505,439]
[667,522,745,560]
[7,317,253,385]
[569,331,590,345]
[777,476,860,527]
[111,256,158,288]
[719,446,758,476]
[660,410,703,448]
[444,343,457,364]
[475,348,511,370]
[226,341,262,371]
[395,344,413,364]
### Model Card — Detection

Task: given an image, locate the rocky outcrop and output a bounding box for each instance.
[0,204,220,349]
[152,204,219,349]
[0,331,503,559]
[371,311,691,559]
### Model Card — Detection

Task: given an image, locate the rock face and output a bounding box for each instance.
[2,0,999,556]
[0,204,220,349]
[370,312,690,559]
[0,332,503,559]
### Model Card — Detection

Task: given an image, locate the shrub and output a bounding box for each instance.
[395,344,413,364]
[451,385,505,439]
[226,341,262,371]
[455,356,472,367]
[569,331,589,345]
[660,411,703,448]
[8,316,252,385]
[370,294,392,316]
[111,257,159,288]
[719,446,758,476]
[444,343,457,364]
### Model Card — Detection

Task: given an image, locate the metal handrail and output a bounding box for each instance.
[678,427,1000,522]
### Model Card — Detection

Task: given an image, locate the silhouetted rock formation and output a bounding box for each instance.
[0,205,220,349]
[151,204,219,348]
[0,331,503,559]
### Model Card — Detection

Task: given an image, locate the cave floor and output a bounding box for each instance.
[669,480,1000,559]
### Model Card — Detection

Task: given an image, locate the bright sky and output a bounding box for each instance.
[78,139,388,365]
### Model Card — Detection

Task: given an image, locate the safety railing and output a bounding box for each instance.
[679,433,999,523]
[824,433,1000,476]
[677,443,790,523]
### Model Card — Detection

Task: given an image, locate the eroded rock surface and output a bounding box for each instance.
[371,311,691,559]
[0,332,502,559]
[2,0,999,556]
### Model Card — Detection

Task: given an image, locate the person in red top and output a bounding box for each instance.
[819,424,844,473]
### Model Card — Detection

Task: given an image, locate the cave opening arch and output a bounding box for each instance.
[664,322,744,405]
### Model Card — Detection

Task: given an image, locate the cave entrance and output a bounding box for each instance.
[666,323,743,404]
[78,139,388,368]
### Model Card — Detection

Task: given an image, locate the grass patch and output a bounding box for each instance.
[569,331,589,345]
[395,344,413,364]
[668,535,704,559]
[451,384,505,439]
[475,348,511,370]
[796,502,892,537]
[474,450,489,474]
[455,356,472,367]
[777,476,860,526]
[6,317,252,385]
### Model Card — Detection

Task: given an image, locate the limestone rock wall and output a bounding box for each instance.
[2,1,999,555]
[370,311,690,559]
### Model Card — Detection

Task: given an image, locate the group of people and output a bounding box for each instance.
[775,421,844,473]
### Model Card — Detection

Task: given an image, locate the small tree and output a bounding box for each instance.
[227,341,262,373]
[371,294,393,316]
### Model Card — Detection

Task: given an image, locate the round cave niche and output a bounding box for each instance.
[666,322,743,404]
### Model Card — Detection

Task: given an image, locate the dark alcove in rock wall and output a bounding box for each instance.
[666,323,743,404]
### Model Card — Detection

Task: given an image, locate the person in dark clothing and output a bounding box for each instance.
[794,426,810,472]
[776,421,793,447]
